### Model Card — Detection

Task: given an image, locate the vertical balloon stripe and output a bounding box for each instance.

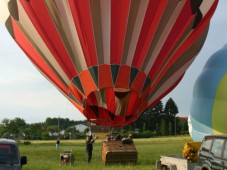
[20,0,77,79]
[45,1,77,66]
[121,0,141,65]
[150,18,210,86]
[98,65,113,89]
[149,59,193,105]
[141,0,183,72]
[125,0,149,66]
[16,2,71,86]
[17,1,71,85]
[126,92,139,116]
[100,91,107,109]
[11,18,68,95]
[68,0,92,67]
[100,0,111,64]
[106,88,116,116]
[212,74,227,134]
[54,0,87,73]
[89,0,104,64]
[148,0,194,79]
[110,0,130,64]
[131,0,168,69]
[149,28,208,101]
[115,65,130,89]
[95,90,104,108]
[73,0,98,66]
[147,0,217,82]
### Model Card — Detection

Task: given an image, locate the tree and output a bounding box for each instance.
[28,123,43,139]
[168,122,172,135]
[152,101,164,131]
[160,119,166,135]
[0,119,10,136]
[133,100,164,133]
[164,98,178,118]
[7,118,26,135]
[179,118,188,134]
[164,98,179,134]
[140,109,153,131]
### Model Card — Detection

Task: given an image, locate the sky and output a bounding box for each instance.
[0,1,227,124]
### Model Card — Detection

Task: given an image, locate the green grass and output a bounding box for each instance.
[19,135,192,170]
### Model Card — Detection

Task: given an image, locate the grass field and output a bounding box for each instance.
[19,135,192,170]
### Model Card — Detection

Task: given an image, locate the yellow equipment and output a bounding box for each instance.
[182,142,201,162]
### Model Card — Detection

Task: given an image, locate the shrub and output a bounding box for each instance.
[23,140,31,145]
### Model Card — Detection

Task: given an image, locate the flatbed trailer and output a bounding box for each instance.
[156,155,197,170]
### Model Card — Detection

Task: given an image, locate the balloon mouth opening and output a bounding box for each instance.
[84,88,135,115]
[82,88,144,126]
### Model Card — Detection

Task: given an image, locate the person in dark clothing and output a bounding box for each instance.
[86,134,96,163]
[56,139,60,149]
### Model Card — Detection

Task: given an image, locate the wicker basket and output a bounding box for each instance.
[102,140,137,165]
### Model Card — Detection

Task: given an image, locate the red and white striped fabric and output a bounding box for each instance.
[0,0,218,126]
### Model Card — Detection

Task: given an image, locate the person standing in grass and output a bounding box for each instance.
[56,138,60,149]
[86,133,96,163]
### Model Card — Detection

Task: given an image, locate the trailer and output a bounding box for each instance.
[156,155,197,170]
[156,142,201,170]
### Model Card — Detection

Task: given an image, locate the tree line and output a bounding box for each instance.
[0,117,87,140]
[0,98,188,140]
[129,98,188,136]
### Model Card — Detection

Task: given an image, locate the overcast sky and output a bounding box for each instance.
[0,1,227,124]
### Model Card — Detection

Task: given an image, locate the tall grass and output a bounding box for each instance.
[19,135,192,170]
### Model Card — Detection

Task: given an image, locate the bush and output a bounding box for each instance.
[142,131,153,138]
[23,140,31,145]
[131,130,154,138]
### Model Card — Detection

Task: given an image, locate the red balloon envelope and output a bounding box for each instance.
[0,0,218,126]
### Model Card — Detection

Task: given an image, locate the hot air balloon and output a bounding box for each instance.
[0,0,218,126]
[189,44,227,141]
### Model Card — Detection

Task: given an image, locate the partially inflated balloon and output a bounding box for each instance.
[0,0,218,126]
[189,44,227,141]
